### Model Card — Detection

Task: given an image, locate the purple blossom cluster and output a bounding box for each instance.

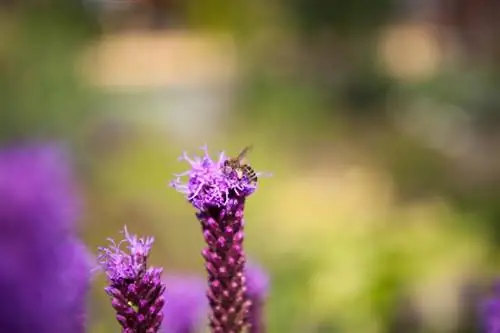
[97,227,166,332]
[171,146,258,210]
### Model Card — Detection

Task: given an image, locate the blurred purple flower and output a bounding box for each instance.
[171,145,262,333]
[480,284,500,333]
[245,262,269,333]
[98,226,166,333]
[0,143,92,333]
[162,275,208,333]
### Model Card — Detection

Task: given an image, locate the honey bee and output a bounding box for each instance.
[223,146,258,184]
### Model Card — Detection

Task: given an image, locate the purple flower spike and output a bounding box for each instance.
[171,146,263,333]
[162,275,208,333]
[0,143,92,333]
[97,227,166,333]
[245,262,270,333]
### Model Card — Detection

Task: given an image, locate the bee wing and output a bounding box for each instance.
[237,145,253,162]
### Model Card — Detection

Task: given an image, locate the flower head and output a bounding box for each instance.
[97,226,154,281]
[0,142,91,333]
[170,145,259,210]
[162,275,208,333]
[97,227,165,333]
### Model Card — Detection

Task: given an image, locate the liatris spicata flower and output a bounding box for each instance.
[245,262,269,333]
[97,226,166,333]
[162,275,208,333]
[0,143,92,333]
[171,145,263,333]
[480,283,500,333]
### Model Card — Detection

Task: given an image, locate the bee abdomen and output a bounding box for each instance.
[242,164,258,183]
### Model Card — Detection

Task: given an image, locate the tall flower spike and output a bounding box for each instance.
[162,275,208,333]
[245,262,270,333]
[0,143,92,333]
[97,227,166,333]
[171,145,263,333]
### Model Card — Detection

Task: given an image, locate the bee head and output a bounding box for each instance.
[222,159,236,175]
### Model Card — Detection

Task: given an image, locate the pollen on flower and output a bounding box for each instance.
[97,226,153,281]
[171,145,258,210]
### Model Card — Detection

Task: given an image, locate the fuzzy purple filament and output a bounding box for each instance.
[171,146,262,333]
[245,262,269,333]
[97,226,166,333]
[162,275,208,333]
[0,143,92,333]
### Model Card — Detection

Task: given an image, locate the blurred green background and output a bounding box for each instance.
[2,0,500,332]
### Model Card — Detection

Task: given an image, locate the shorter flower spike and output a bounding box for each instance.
[97,227,165,333]
[245,262,270,333]
[162,275,208,333]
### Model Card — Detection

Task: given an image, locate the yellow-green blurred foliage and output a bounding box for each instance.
[2,1,500,333]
